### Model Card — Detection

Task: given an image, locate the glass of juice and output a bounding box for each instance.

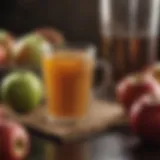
[42,44,110,123]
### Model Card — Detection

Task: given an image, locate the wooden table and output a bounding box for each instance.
[28,126,160,160]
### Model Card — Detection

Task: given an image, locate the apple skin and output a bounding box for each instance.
[0,30,15,65]
[0,106,8,119]
[0,30,14,50]
[116,73,160,111]
[14,34,51,68]
[0,121,30,160]
[34,27,65,45]
[145,63,160,84]
[0,45,8,65]
[130,94,160,143]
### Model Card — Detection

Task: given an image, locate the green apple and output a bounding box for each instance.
[1,71,43,113]
[14,34,52,68]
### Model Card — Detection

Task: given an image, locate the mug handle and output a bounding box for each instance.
[94,59,112,97]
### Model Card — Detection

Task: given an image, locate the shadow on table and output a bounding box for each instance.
[27,125,160,160]
[28,134,91,160]
[132,143,160,160]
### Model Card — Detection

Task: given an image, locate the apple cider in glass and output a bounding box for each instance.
[42,47,95,122]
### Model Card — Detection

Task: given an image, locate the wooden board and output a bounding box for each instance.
[6,99,125,143]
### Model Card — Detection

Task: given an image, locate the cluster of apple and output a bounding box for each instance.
[116,64,160,143]
[0,107,29,160]
[0,28,65,68]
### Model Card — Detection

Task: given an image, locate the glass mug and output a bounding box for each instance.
[41,44,111,123]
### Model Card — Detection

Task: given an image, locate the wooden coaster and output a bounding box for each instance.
[6,100,125,143]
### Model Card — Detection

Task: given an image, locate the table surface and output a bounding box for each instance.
[27,126,160,160]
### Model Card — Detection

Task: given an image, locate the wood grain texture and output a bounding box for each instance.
[6,99,125,143]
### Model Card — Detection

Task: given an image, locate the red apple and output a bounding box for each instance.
[130,94,160,143]
[116,73,160,111]
[0,121,30,160]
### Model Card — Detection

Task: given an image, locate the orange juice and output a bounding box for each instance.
[42,51,94,119]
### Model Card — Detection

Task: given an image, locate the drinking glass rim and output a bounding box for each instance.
[52,42,96,51]
[43,42,97,58]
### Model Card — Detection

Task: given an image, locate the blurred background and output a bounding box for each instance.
[0,0,100,48]
[1,0,160,81]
